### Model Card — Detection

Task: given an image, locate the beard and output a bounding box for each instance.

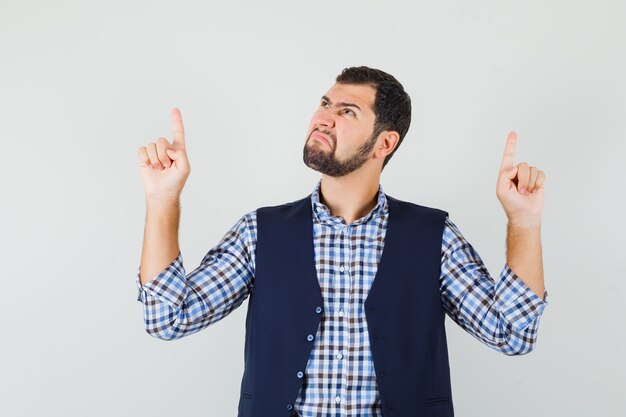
[303,130,378,177]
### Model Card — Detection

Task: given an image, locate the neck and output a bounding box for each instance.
[318,171,381,225]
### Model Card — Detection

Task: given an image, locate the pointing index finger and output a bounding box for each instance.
[172,107,185,148]
[500,131,517,170]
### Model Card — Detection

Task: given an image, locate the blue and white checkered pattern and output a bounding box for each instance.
[136,179,549,417]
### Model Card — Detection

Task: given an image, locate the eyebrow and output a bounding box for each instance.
[321,95,362,113]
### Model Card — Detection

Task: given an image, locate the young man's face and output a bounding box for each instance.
[303,82,380,177]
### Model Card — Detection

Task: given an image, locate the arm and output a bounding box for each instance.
[497,130,547,301]
[137,107,190,286]
[506,222,544,301]
[139,198,181,286]
[439,131,549,355]
[136,211,257,340]
[440,217,549,356]
[136,108,258,340]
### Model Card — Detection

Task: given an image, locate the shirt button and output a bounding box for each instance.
[337,352,343,360]
[335,396,341,404]
[297,371,304,378]
[338,309,344,317]
[307,334,314,341]
[339,265,345,273]
[315,306,322,314]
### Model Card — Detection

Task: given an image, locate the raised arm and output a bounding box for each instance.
[496,131,546,299]
[439,131,549,355]
[135,108,256,340]
[137,107,190,285]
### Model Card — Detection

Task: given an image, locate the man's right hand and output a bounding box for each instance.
[137,108,191,202]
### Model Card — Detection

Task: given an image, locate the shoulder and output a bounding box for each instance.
[385,194,449,220]
[256,194,311,218]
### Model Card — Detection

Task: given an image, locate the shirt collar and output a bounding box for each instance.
[310,178,388,226]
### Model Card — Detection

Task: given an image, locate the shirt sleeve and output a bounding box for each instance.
[135,210,257,340]
[439,216,548,355]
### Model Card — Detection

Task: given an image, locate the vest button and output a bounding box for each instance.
[307,334,314,341]
[287,403,293,410]
[297,371,304,378]
[315,306,322,314]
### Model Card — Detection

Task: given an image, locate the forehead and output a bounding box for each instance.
[324,83,376,115]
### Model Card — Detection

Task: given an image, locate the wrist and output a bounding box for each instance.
[146,196,181,211]
[507,216,541,229]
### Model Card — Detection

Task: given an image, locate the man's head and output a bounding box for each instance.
[303,66,411,177]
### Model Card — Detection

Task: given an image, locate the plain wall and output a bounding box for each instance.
[1,0,624,415]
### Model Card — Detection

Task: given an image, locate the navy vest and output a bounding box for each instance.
[237,193,453,417]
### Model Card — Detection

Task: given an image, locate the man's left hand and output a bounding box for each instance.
[496,131,546,227]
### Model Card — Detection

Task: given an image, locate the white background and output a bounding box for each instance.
[1,0,624,415]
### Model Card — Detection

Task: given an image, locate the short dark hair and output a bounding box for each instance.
[335,66,411,170]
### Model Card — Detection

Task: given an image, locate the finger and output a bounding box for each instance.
[533,170,546,192]
[146,143,164,170]
[166,148,178,159]
[517,162,530,194]
[527,166,538,192]
[155,137,172,168]
[497,164,517,192]
[137,146,151,168]
[172,107,186,149]
[499,131,517,171]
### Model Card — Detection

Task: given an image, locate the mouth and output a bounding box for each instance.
[312,132,332,147]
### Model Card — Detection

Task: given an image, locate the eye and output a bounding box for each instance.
[344,109,355,116]
[320,100,329,108]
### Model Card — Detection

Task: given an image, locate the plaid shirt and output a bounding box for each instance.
[136,179,549,417]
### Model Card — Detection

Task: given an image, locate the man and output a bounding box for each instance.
[136,66,548,417]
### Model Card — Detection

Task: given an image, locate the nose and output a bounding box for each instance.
[315,107,335,129]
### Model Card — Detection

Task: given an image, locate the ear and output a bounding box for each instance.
[374,131,400,159]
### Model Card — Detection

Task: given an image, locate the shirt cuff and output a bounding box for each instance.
[135,251,187,307]
[494,263,548,331]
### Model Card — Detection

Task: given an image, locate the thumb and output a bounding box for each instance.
[166,148,183,160]
[497,165,518,190]
[165,148,190,173]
